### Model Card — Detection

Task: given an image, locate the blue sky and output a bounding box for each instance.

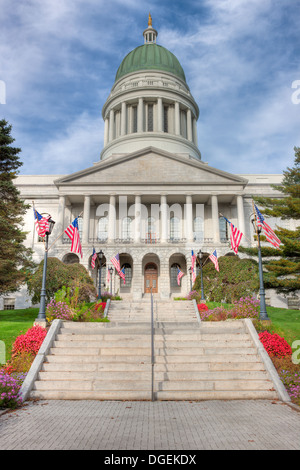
[1,0,299,176]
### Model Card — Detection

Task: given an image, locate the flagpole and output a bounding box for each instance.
[252,200,269,321]
[47,211,83,252]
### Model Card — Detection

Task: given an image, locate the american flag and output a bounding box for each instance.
[64,217,83,258]
[91,248,97,269]
[191,267,196,284]
[177,267,184,286]
[254,204,281,249]
[33,208,50,237]
[223,215,243,254]
[209,250,219,272]
[230,223,243,254]
[111,253,120,272]
[119,267,126,285]
[191,250,196,270]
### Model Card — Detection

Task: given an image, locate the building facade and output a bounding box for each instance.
[1,17,291,309]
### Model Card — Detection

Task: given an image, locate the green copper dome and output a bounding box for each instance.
[115,43,186,83]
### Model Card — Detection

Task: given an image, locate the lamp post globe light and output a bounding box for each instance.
[251,218,269,321]
[36,216,56,323]
[197,249,205,302]
[97,249,104,300]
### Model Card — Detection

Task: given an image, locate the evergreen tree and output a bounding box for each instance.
[240,147,300,294]
[0,119,34,294]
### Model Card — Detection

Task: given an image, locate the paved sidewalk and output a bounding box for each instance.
[0,400,299,451]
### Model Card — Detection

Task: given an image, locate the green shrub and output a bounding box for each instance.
[27,257,97,304]
[193,256,259,303]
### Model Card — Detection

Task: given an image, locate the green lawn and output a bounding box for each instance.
[266,306,300,346]
[0,308,39,362]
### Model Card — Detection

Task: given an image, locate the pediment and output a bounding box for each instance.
[55,147,248,187]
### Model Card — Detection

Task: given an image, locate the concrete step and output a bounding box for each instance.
[42,360,265,372]
[38,370,269,382]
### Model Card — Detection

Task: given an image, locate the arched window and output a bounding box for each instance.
[170,216,180,241]
[170,263,181,287]
[146,216,156,242]
[98,216,108,241]
[194,216,204,242]
[121,263,132,287]
[219,216,228,241]
[77,217,83,239]
[122,217,133,240]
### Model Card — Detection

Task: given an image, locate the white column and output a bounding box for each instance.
[138,98,143,133]
[109,109,114,142]
[185,195,193,242]
[104,117,109,146]
[57,195,65,235]
[82,195,90,244]
[237,195,245,237]
[211,195,220,243]
[121,102,126,136]
[193,118,198,146]
[174,101,180,135]
[108,195,116,243]
[157,97,163,132]
[160,195,168,243]
[134,195,141,243]
[187,109,193,141]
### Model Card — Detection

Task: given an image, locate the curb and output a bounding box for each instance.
[19,319,62,403]
[244,318,291,403]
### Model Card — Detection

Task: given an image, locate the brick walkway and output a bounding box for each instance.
[0,400,299,450]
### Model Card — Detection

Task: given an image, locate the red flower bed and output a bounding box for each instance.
[12,325,47,356]
[258,331,292,358]
[197,303,208,311]
[94,302,106,311]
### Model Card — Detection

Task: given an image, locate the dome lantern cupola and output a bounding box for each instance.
[143,13,158,44]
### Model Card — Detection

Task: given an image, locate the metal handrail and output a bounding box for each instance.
[150,287,155,401]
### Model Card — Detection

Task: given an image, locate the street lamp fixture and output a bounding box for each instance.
[251,218,269,321]
[97,249,104,300]
[36,215,56,322]
[109,266,113,295]
[197,249,205,302]
[188,267,192,291]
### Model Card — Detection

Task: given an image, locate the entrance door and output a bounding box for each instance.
[144,263,158,294]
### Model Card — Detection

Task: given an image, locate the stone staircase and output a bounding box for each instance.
[28,300,280,401]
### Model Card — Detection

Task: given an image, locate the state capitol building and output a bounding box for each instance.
[1,16,289,310]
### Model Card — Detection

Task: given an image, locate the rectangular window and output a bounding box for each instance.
[133,106,137,133]
[148,104,153,131]
[163,106,168,133]
[3,298,15,310]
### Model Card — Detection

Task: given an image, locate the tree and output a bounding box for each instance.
[240,146,300,294]
[0,119,35,294]
[193,255,259,303]
[27,257,97,304]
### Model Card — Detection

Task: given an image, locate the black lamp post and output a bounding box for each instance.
[251,218,269,321]
[109,266,113,295]
[37,216,56,321]
[97,249,104,300]
[188,267,192,291]
[197,249,205,301]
